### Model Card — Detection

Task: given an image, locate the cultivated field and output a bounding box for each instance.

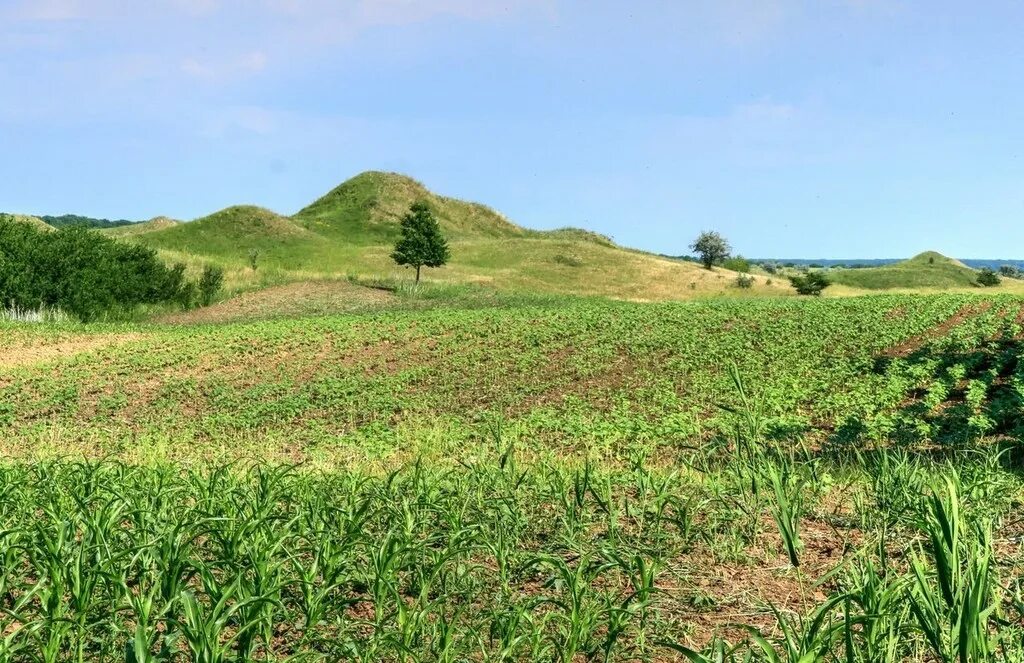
[1,292,1022,660]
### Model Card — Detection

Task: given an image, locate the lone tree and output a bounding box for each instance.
[391,202,450,283]
[690,231,731,269]
[789,271,830,296]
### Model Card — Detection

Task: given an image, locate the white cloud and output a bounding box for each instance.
[180,51,268,81]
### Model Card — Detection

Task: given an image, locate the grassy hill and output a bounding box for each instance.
[107,171,786,302]
[2,213,54,232]
[827,251,989,290]
[104,216,180,237]
[294,171,526,242]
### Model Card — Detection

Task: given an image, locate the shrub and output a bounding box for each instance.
[789,272,830,296]
[722,255,751,273]
[976,268,1000,287]
[735,273,754,289]
[553,253,583,267]
[0,217,189,321]
[199,265,224,305]
[998,265,1020,279]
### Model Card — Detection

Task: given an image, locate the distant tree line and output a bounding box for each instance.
[38,214,137,230]
[0,215,221,321]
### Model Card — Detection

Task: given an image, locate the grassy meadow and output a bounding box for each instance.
[1,290,1023,660]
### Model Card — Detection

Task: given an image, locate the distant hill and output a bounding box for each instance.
[753,257,1024,270]
[105,171,785,301]
[104,216,181,237]
[827,251,984,290]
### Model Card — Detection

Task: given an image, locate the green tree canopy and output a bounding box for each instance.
[789,271,831,296]
[689,231,731,270]
[391,202,450,283]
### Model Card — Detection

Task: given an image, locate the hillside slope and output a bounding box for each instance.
[828,251,985,290]
[111,171,784,301]
[2,213,54,232]
[104,216,180,237]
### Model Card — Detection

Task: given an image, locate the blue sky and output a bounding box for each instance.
[2,1,1022,258]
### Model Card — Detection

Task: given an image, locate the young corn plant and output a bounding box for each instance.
[765,458,806,569]
[908,475,1003,662]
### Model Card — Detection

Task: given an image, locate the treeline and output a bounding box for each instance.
[39,214,137,229]
[0,215,220,321]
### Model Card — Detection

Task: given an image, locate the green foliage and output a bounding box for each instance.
[0,295,1023,658]
[789,271,831,296]
[248,248,260,271]
[976,268,1000,287]
[0,217,187,321]
[722,255,751,273]
[689,231,731,269]
[38,213,137,229]
[391,201,450,283]
[199,265,224,306]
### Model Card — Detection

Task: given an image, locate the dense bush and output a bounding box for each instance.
[735,273,754,289]
[789,271,831,296]
[0,215,201,321]
[722,255,751,273]
[976,268,1001,287]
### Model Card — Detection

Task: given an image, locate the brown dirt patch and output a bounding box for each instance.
[157,280,395,325]
[0,334,142,370]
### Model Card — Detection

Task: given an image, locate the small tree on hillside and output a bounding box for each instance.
[789,271,830,296]
[690,231,731,270]
[391,202,450,283]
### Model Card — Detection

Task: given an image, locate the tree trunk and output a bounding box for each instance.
[415,264,421,283]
